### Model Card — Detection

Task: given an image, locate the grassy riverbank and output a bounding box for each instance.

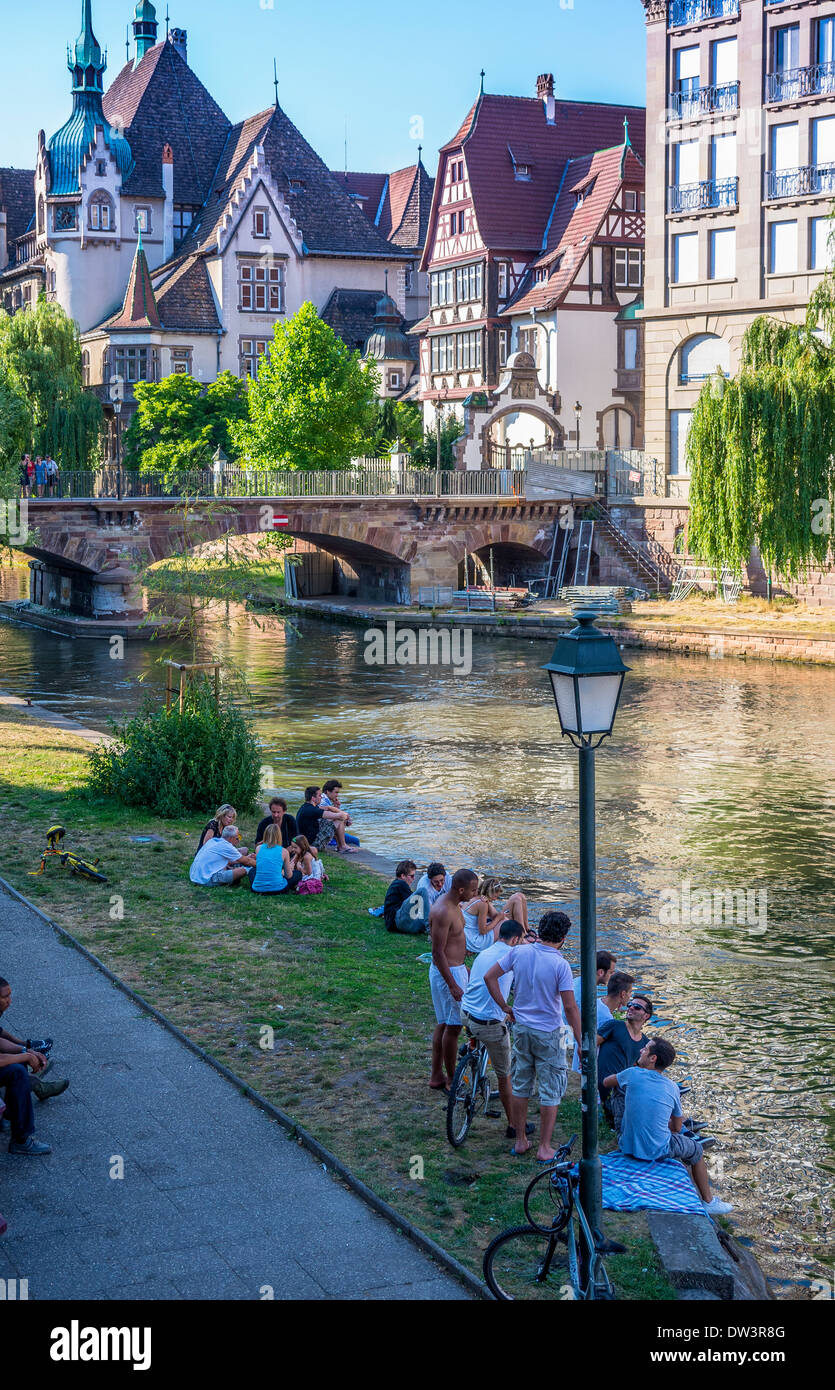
[0,702,674,1298]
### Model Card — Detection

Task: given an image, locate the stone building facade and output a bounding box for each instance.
[642,0,835,492]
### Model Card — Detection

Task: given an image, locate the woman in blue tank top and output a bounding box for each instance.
[251,824,302,895]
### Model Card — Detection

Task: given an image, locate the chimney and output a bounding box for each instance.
[0,211,7,273]
[162,144,174,261]
[537,73,556,125]
[169,28,187,63]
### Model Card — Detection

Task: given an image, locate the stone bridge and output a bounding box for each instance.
[21,487,591,620]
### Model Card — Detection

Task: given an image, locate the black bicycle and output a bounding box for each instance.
[446,1032,498,1148]
[483,1136,623,1301]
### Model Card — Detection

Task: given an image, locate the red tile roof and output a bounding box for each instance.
[422,93,645,267]
[335,162,435,252]
[105,237,161,329]
[508,143,644,315]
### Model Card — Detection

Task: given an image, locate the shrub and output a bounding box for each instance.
[86,683,262,820]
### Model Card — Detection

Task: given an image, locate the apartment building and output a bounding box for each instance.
[642,0,835,490]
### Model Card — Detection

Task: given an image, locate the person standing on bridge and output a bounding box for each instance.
[45,454,59,498]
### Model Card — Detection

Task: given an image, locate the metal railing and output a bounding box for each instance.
[669,0,739,28]
[10,231,38,267]
[488,447,665,499]
[767,63,835,104]
[37,467,529,502]
[669,178,738,214]
[767,162,835,200]
[668,81,739,120]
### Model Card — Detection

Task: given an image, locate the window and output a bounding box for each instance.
[813,116,835,170]
[517,327,540,366]
[88,193,113,231]
[430,335,455,372]
[37,197,45,235]
[497,262,509,299]
[450,160,464,183]
[173,206,193,245]
[171,347,193,375]
[771,122,799,173]
[240,339,269,379]
[81,350,90,387]
[680,334,730,384]
[54,205,78,231]
[769,220,798,274]
[498,328,508,367]
[674,45,700,112]
[515,163,532,181]
[772,24,799,75]
[712,36,737,87]
[624,189,638,212]
[135,207,151,233]
[404,268,414,294]
[239,260,285,312]
[711,132,736,184]
[455,261,483,302]
[623,327,639,372]
[23,284,32,306]
[709,227,736,279]
[674,139,700,188]
[670,410,693,476]
[387,371,401,390]
[457,331,482,371]
[811,217,835,271]
[615,247,644,288]
[95,159,107,177]
[114,346,152,384]
[253,207,269,238]
[430,269,454,306]
[673,232,699,283]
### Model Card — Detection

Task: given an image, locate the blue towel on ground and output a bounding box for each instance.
[367,906,385,917]
[599,1151,705,1214]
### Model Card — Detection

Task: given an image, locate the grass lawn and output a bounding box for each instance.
[0,703,674,1299]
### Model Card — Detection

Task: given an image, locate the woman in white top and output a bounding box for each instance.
[463,877,530,953]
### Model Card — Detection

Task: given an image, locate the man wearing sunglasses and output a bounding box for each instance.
[596,995,653,1133]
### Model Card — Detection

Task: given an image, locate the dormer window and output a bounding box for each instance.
[536,268,548,283]
[135,207,151,234]
[515,163,532,181]
[96,160,107,177]
[508,145,534,182]
[88,192,114,231]
[253,207,270,237]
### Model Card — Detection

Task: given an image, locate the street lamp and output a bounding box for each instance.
[109,374,125,501]
[574,400,583,451]
[543,610,629,1273]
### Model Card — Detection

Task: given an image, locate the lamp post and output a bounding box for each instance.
[574,399,583,451]
[543,611,629,1277]
[109,374,124,501]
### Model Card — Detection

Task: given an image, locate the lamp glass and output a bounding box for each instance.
[577,672,623,734]
[550,672,580,733]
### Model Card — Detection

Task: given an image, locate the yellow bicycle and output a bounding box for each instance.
[30,825,108,885]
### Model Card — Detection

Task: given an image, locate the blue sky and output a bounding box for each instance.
[1,0,647,175]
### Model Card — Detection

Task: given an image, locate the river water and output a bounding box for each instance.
[0,569,832,1294]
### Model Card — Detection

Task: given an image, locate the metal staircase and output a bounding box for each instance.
[585,502,681,594]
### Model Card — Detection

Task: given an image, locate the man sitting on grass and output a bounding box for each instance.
[297,788,356,854]
[383,860,428,934]
[255,798,298,849]
[189,825,256,887]
[601,1037,732,1216]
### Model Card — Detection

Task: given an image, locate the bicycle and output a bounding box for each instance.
[29,825,108,885]
[446,1031,499,1148]
[483,1136,624,1301]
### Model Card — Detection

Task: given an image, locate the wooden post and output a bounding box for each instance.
[179,668,185,715]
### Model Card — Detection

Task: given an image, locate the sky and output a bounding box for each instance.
[0,0,647,176]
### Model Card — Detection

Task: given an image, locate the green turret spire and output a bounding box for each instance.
[68,0,105,92]
[133,0,158,67]
[49,0,133,196]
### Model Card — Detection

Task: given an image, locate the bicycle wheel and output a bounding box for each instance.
[446,1052,478,1147]
[483,1226,574,1302]
[523,1165,573,1235]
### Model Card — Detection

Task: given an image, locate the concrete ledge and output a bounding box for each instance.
[648,1211,737,1300]
[0,602,172,642]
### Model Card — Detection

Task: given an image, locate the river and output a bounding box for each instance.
[0,569,832,1294]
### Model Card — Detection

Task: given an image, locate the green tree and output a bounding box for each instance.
[0,297,101,472]
[230,301,379,470]
[411,414,462,469]
[687,314,835,581]
[124,371,248,478]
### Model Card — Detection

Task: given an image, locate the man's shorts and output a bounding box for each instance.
[511,1024,568,1107]
[667,1130,704,1164]
[208,867,237,886]
[460,1009,512,1078]
[429,963,469,1026]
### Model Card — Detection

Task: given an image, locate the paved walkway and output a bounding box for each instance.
[0,889,470,1301]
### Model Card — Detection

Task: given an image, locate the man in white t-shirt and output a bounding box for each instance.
[189,826,255,887]
[460,920,534,1140]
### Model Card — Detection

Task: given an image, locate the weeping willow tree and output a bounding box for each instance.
[687,267,835,582]
[0,296,102,474]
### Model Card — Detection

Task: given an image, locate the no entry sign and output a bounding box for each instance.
[272,516,290,529]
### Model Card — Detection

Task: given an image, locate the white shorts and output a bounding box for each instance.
[429,963,469,1026]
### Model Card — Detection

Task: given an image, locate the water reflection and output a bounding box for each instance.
[0,576,832,1289]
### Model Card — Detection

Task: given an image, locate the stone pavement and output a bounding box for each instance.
[0,888,471,1301]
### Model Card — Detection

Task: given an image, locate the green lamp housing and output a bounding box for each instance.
[543,610,629,745]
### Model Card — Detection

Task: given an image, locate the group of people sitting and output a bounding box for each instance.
[402,864,732,1217]
[188,781,358,896]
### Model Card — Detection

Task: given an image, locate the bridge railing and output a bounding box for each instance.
[40,467,532,501]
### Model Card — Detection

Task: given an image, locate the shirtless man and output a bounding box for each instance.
[428,868,478,1092]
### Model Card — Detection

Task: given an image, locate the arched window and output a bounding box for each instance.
[37,197,45,235]
[81,351,90,387]
[88,191,114,233]
[679,334,730,386]
[600,406,635,449]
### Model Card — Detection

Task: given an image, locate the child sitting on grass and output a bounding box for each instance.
[292,835,328,891]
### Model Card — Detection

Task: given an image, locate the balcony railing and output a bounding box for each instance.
[767,163,835,200]
[669,177,739,213]
[670,0,739,29]
[767,63,835,104]
[10,231,38,267]
[668,81,740,120]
